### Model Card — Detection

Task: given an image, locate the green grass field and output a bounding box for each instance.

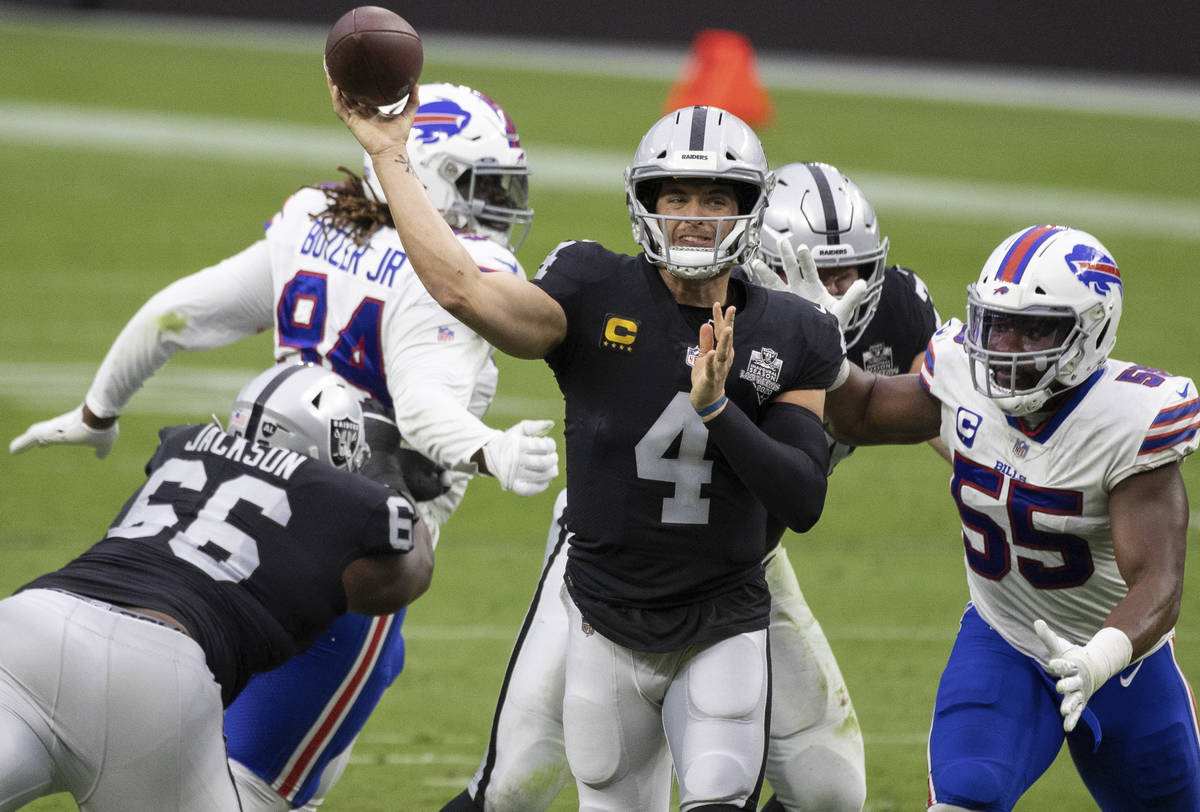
[2,10,1199,811]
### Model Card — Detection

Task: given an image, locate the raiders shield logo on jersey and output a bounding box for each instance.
[861,342,899,376]
[739,346,783,404]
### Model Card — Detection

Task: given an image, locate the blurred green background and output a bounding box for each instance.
[1,10,1198,811]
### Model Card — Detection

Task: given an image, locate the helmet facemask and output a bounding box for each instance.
[450,163,532,250]
[629,177,766,280]
[964,300,1085,414]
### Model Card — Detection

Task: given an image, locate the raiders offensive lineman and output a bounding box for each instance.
[440,162,943,812]
[334,85,845,811]
[9,83,558,811]
[826,225,1200,810]
[0,363,431,811]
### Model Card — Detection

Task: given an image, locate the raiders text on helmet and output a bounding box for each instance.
[625,105,773,280]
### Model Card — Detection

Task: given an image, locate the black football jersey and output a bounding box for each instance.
[533,241,844,650]
[22,423,414,705]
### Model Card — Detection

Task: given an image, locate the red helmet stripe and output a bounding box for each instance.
[996,225,1062,283]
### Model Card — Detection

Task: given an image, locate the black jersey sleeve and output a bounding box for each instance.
[760,287,846,391]
[531,239,602,311]
[848,266,940,371]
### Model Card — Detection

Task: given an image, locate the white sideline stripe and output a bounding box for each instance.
[1,101,1198,240]
[4,6,1200,120]
[347,735,928,769]
[0,362,558,421]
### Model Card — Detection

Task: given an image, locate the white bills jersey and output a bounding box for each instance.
[86,186,525,528]
[920,319,1199,664]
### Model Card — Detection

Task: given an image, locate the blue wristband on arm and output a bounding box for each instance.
[695,394,727,418]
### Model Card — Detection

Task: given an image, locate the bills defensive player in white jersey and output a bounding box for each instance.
[442,162,943,812]
[9,83,559,810]
[825,225,1200,810]
[1,363,433,811]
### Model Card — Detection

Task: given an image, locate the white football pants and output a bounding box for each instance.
[562,595,769,812]
[460,490,864,812]
[0,589,238,812]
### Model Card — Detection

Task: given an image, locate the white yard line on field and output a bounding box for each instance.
[0,361,558,421]
[1,100,1198,240]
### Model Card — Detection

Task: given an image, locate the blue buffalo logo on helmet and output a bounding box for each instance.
[1064,243,1122,295]
[412,99,472,144]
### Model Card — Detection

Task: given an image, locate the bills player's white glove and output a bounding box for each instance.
[1034,619,1133,733]
[748,241,868,330]
[481,419,558,497]
[10,406,119,459]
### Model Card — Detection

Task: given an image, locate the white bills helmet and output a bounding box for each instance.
[964,225,1123,415]
[229,363,368,472]
[363,82,533,250]
[625,105,773,279]
[759,162,889,347]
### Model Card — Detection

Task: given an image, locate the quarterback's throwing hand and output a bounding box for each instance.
[10,406,119,459]
[1034,618,1133,733]
[482,419,558,497]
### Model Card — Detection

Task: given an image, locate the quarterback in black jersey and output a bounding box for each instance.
[436,162,945,812]
[0,364,432,811]
[334,88,844,812]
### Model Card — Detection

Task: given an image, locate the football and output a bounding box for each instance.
[324,6,423,107]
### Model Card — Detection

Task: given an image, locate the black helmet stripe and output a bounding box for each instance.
[245,364,309,443]
[689,106,708,150]
[804,162,840,244]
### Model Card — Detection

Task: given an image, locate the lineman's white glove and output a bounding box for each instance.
[481,419,558,497]
[10,406,119,459]
[748,241,869,330]
[1034,619,1132,733]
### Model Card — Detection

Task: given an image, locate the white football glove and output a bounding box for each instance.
[481,419,558,497]
[9,406,119,460]
[1034,619,1133,733]
[748,241,868,330]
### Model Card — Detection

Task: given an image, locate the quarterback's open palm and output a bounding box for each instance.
[691,303,735,411]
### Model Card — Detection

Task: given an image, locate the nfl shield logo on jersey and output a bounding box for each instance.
[739,346,783,404]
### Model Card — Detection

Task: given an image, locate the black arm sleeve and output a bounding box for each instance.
[704,400,831,533]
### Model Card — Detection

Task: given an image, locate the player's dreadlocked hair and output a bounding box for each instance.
[306,167,395,245]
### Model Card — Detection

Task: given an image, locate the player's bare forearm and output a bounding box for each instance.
[826,365,940,446]
[1106,462,1188,658]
